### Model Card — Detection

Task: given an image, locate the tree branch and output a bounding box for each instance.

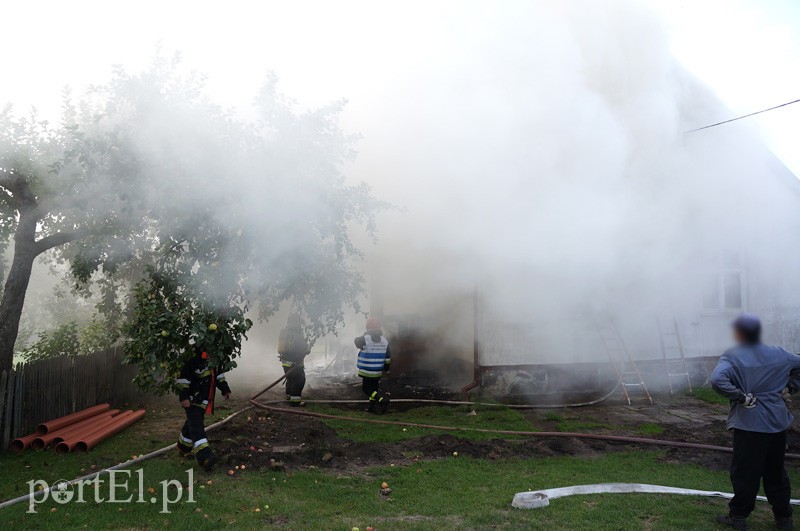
[0,173,38,210]
[34,230,84,255]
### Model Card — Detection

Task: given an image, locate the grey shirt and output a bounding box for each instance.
[710,343,800,433]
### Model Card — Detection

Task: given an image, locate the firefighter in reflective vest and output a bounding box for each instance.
[278,314,310,406]
[174,347,232,471]
[355,317,391,414]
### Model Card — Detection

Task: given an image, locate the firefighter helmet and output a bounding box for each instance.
[366,317,382,332]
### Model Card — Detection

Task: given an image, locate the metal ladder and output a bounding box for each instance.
[657,316,692,396]
[596,322,652,405]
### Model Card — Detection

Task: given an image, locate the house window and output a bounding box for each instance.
[703,250,745,311]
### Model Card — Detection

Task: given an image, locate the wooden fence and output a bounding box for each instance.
[0,347,139,450]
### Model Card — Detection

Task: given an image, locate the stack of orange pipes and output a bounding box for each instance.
[10,404,145,453]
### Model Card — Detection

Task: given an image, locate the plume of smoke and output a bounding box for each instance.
[332,0,800,381]
[7,0,799,392]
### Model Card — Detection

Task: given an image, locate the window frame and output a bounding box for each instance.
[700,250,747,314]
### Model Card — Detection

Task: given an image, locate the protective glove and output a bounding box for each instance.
[782,387,792,403]
[739,393,757,409]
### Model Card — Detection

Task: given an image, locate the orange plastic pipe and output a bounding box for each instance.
[55,411,134,454]
[74,410,146,452]
[9,433,40,453]
[36,404,111,434]
[33,410,121,449]
[51,412,119,445]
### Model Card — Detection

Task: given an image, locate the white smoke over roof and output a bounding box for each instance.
[3,0,799,381]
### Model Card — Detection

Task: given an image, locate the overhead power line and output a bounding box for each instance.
[685,97,800,133]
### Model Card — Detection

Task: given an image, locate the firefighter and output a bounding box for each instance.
[174,347,232,471]
[278,314,310,406]
[355,317,391,414]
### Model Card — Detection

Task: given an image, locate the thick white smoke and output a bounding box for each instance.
[9,1,800,390]
[323,0,800,374]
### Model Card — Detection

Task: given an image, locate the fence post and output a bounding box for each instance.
[71,355,77,413]
[2,370,16,450]
[12,365,23,439]
[0,370,8,450]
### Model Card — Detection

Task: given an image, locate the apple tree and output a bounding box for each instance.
[1,57,380,389]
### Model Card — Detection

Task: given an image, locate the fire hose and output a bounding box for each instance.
[247,368,800,459]
[248,399,800,459]
[0,368,298,509]
[3,368,798,511]
[511,483,800,509]
[0,404,254,510]
[248,378,800,509]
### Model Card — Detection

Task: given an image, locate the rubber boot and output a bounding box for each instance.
[200,453,218,472]
[776,516,794,530]
[196,447,218,472]
[717,514,747,530]
[367,400,377,414]
[176,442,192,457]
[378,392,391,414]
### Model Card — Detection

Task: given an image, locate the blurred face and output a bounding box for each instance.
[733,329,746,345]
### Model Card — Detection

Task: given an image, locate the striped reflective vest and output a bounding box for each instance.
[357,334,389,378]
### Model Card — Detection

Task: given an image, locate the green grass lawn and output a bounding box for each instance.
[692,387,730,406]
[0,398,198,501]
[637,423,666,435]
[0,398,791,530]
[310,404,537,442]
[2,450,792,530]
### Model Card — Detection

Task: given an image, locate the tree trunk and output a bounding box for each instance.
[0,212,38,372]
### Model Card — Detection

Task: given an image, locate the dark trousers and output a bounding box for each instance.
[284,365,306,402]
[729,429,792,519]
[362,376,382,399]
[180,406,213,463]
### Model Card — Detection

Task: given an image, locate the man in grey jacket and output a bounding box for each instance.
[711,313,800,530]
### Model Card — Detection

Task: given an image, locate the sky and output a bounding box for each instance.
[1,0,799,174]
[650,0,800,174]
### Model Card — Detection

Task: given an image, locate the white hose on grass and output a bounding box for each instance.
[0,405,254,510]
[512,483,800,509]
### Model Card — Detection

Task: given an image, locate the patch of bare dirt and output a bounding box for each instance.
[206,392,800,475]
[211,404,621,473]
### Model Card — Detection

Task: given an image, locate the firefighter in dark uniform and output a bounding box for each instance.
[278,314,310,406]
[355,317,391,414]
[175,347,232,471]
